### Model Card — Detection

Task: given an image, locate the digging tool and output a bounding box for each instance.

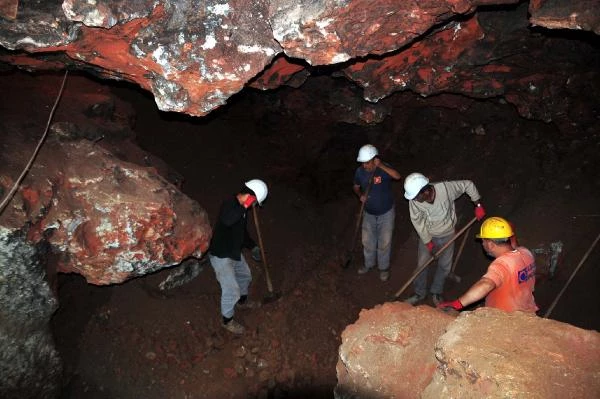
[543,231,600,318]
[394,217,478,299]
[252,205,281,304]
[446,224,472,283]
[342,170,376,269]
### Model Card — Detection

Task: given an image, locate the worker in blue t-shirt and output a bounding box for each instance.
[353,144,401,282]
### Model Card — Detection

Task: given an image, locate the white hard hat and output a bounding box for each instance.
[404,173,429,200]
[357,144,378,162]
[245,179,268,205]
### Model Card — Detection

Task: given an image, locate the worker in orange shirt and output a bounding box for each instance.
[437,217,538,313]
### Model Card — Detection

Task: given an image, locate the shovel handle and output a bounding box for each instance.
[394,217,478,299]
[252,206,274,293]
[543,231,600,318]
[450,225,472,274]
[349,170,377,252]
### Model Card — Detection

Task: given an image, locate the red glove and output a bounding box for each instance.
[242,195,257,209]
[437,299,464,311]
[426,241,434,253]
[474,204,486,221]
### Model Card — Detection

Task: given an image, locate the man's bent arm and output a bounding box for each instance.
[458,277,496,307]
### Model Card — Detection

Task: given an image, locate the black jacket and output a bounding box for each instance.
[208,196,256,260]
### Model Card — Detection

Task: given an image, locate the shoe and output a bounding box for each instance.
[357,266,371,275]
[222,319,245,334]
[236,299,262,310]
[404,294,425,305]
[379,270,390,281]
[431,294,444,307]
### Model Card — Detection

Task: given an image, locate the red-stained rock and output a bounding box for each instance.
[0,1,597,131]
[530,0,600,34]
[0,74,211,285]
[1,137,210,285]
[1,0,569,120]
[250,56,308,90]
[342,16,488,101]
[341,9,598,124]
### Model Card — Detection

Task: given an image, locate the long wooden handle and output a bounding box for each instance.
[394,217,477,298]
[349,170,376,251]
[252,206,273,293]
[450,225,472,274]
[543,231,600,318]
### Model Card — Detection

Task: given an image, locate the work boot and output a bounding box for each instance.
[403,293,425,305]
[222,319,245,335]
[431,294,444,307]
[236,299,262,310]
[379,270,390,282]
[357,266,371,275]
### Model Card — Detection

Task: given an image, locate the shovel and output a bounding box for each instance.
[342,170,376,269]
[394,217,477,299]
[446,225,472,283]
[252,206,281,304]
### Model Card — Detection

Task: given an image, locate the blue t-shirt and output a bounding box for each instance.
[354,166,394,215]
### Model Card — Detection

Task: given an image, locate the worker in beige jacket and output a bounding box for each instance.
[402,173,486,306]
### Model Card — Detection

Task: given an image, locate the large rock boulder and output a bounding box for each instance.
[0,73,211,285]
[424,308,600,399]
[336,304,600,398]
[335,302,455,398]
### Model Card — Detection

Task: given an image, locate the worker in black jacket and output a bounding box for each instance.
[208,179,268,334]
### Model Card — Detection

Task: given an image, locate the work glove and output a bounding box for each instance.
[474,203,486,221]
[251,246,262,262]
[242,194,257,209]
[426,241,435,253]
[437,299,464,311]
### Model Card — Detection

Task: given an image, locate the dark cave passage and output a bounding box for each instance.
[33,72,597,398]
[1,52,599,397]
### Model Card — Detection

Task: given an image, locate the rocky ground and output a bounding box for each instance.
[2,69,598,399]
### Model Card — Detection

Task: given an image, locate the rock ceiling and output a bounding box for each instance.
[1,0,599,124]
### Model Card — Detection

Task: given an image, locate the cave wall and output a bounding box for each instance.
[0,0,598,129]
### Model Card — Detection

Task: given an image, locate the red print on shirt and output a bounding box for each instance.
[374,176,382,184]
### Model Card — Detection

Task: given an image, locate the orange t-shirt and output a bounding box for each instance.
[482,247,539,312]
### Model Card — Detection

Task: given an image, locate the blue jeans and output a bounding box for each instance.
[361,207,395,271]
[413,233,455,297]
[209,254,252,318]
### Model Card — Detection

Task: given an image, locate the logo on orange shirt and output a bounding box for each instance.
[517,263,535,283]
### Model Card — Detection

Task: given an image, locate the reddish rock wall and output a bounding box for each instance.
[1,0,597,124]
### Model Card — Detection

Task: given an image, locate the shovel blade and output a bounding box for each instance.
[262,291,282,304]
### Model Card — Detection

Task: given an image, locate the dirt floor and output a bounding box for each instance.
[36,75,600,399]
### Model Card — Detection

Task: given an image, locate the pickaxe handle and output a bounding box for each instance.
[343,170,376,268]
[252,206,273,293]
[450,225,472,274]
[394,217,478,299]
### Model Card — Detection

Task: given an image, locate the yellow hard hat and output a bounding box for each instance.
[476,217,514,239]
